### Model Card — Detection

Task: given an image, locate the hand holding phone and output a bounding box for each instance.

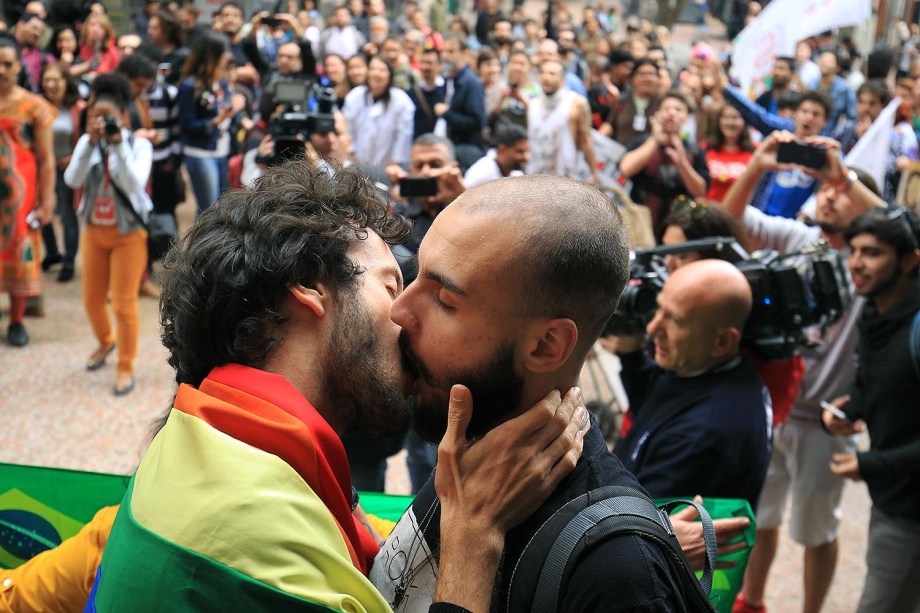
[776,141,827,170]
[399,177,438,198]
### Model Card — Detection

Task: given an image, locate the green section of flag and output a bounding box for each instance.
[0,463,129,569]
[91,483,337,613]
[358,491,414,523]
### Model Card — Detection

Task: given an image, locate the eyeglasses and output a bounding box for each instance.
[672,195,710,220]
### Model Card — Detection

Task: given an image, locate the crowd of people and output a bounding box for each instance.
[1,0,920,611]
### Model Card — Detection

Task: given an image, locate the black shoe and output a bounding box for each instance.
[86,343,116,371]
[114,375,135,396]
[41,254,62,272]
[57,266,74,283]
[7,322,28,347]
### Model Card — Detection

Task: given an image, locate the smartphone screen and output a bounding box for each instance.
[776,141,826,170]
[400,177,438,198]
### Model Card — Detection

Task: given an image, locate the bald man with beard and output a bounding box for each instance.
[615,260,773,511]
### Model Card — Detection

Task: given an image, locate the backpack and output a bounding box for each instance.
[507,485,718,612]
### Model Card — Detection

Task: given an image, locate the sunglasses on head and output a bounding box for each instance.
[672,194,710,221]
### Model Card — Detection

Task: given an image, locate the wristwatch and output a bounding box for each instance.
[836,169,858,193]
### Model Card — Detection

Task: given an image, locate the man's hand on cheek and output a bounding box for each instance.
[433,384,588,611]
[435,384,587,532]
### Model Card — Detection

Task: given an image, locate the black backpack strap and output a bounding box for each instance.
[657,499,717,594]
[532,494,669,613]
[508,486,718,613]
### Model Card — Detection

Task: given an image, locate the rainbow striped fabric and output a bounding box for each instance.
[85,364,389,612]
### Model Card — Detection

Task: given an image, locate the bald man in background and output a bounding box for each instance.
[614,260,773,511]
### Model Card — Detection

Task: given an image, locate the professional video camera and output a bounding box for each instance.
[605,237,852,361]
[268,81,337,164]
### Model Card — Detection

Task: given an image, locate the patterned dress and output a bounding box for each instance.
[0,91,54,296]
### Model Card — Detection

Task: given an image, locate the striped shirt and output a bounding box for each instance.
[146,81,180,165]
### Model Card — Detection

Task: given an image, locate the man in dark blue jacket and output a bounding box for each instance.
[615,259,772,511]
[433,33,485,171]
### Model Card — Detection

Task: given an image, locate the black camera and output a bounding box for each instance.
[103,116,120,136]
[267,81,337,164]
[604,237,851,361]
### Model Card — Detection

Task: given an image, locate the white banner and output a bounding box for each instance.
[846,97,901,191]
[731,0,872,98]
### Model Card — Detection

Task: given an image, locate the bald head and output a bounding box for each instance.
[450,175,630,350]
[648,259,751,375]
[669,260,752,332]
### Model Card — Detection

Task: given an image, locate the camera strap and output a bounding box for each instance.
[98,140,148,232]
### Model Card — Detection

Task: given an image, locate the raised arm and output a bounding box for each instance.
[722,85,795,137]
[722,130,798,218]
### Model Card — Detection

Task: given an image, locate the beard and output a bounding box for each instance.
[324,293,411,438]
[399,330,524,443]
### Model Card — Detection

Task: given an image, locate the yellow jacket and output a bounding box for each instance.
[0,505,118,613]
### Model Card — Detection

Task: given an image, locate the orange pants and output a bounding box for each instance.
[81,224,147,375]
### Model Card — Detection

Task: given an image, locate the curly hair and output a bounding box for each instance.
[159,160,411,386]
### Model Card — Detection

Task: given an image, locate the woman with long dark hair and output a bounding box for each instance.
[39,63,85,282]
[46,25,79,73]
[703,104,755,203]
[177,31,244,213]
[64,73,153,395]
[341,55,414,167]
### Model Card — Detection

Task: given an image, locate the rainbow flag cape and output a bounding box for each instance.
[85,364,390,613]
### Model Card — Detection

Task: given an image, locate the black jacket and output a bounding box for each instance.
[443,65,486,148]
[373,420,687,612]
[615,352,772,512]
[846,280,920,521]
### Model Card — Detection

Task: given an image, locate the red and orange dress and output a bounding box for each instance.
[0,91,54,297]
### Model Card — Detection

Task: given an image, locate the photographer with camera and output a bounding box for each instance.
[725,133,887,613]
[258,39,316,121]
[64,73,153,397]
[241,109,346,186]
[613,259,772,510]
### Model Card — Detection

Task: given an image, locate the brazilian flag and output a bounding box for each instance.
[0,463,129,569]
[0,463,414,571]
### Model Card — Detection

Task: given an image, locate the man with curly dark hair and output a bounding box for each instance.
[86,160,587,613]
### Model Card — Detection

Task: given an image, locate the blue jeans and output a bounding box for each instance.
[184,155,228,214]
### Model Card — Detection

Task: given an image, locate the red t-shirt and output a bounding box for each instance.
[705,147,753,203]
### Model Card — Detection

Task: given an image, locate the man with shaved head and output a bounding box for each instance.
[615,259,772,510]
[372,175,691,612]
